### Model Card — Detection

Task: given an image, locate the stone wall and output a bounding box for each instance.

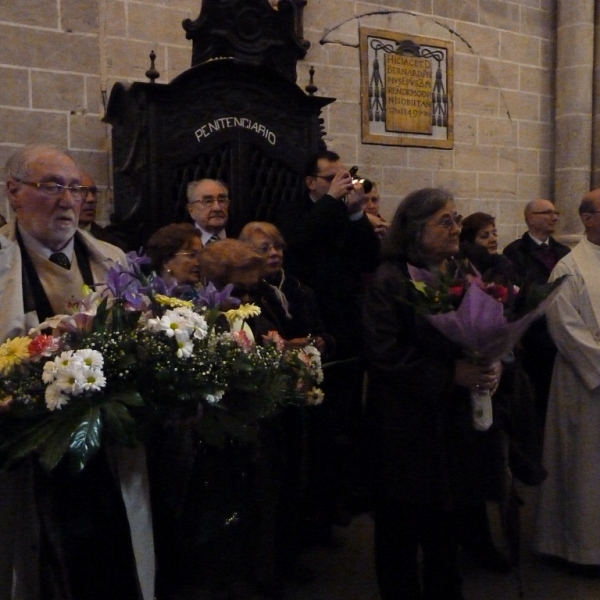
[0,0,557,246]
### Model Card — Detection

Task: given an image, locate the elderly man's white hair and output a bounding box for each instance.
[5,144,75,181]
[186,178,229,203]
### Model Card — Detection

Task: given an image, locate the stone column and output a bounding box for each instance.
[554,0,595,243]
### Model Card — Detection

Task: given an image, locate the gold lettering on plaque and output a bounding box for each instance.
[385,54,433,135]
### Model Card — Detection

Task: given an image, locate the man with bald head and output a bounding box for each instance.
[503,199,570,283]
[534,188,600,568]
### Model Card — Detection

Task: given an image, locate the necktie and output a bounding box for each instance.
[537,242,557,273]
[205,235,220,246]
[49,252,71,270]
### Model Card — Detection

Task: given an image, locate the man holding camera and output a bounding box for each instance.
[274,150,380,540]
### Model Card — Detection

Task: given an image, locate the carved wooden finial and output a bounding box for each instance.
[305,66,317,96]
[146,50,160,83]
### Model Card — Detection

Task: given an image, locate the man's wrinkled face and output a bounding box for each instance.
[187,180,229,235]
[78,173,98,227]
[7,151,82,251]
[364,185,381,217]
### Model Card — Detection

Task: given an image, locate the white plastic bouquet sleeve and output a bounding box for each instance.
[470,389,493,431]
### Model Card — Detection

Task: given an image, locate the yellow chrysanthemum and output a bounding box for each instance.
[224,303,261,325]
[0,336,32,375]
[155,294,194,309]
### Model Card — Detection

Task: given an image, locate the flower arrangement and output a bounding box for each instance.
[0,253,323,473]
[406,260,566,430]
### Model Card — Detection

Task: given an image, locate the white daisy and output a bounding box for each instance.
[55,367,86,396]
[42,360,59,384]
[306,387,324,406]
[45,384,69,411]
[176,339,194,359]
[79,368,107,392]
[75,349,104,370]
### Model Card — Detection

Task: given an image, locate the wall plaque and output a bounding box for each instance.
[360,27,453,149]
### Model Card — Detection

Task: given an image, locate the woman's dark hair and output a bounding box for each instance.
[382,187,454,266]
[304,150,340,178]
[145,223,201,275]
[459,212,496,244]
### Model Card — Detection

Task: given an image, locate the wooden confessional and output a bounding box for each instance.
[104,0,334,248]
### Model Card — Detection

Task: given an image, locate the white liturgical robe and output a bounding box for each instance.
[534,236,600,564]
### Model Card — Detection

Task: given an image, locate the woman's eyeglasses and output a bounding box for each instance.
[429,215,462,230]
[256,242,285,254]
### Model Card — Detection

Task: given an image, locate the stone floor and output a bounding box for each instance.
[173,483,600,600]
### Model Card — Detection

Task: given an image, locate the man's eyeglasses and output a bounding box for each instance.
[529,210,560,216]
[174,250,203,260]
[189,196,230,208]
[312,174,336,183]
[14,178,89,200]
[429,215,462,230]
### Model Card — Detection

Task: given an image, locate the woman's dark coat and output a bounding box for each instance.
[363,260,497,509]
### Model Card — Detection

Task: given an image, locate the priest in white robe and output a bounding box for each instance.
[534,188,600,565]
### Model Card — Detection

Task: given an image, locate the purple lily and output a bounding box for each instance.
[104,267,140,298]
[126,250,151,276]
[195,282,240,309]
[122,290,150,311]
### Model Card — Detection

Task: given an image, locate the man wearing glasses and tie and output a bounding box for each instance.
[0,144,155,600]
[503,198,571,429]
[186,178,229,245]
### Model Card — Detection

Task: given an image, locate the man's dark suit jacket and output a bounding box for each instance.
[502,232,570,284]
[87,222,130,252]
[274,192,380,359]
[502,232,571,424]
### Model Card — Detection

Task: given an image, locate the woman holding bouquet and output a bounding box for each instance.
[362,188,502,600]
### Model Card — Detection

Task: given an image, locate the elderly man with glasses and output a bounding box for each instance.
[503,198,570,283]
[186,178,230,245]
[502,199,571,430]
[0,144,155,600]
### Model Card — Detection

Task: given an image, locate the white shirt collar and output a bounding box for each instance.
[193,223,226,245]
[18,223,75,261]
[528,232,549,246]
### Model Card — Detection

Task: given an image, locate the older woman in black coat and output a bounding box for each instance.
[363,188,502,600]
